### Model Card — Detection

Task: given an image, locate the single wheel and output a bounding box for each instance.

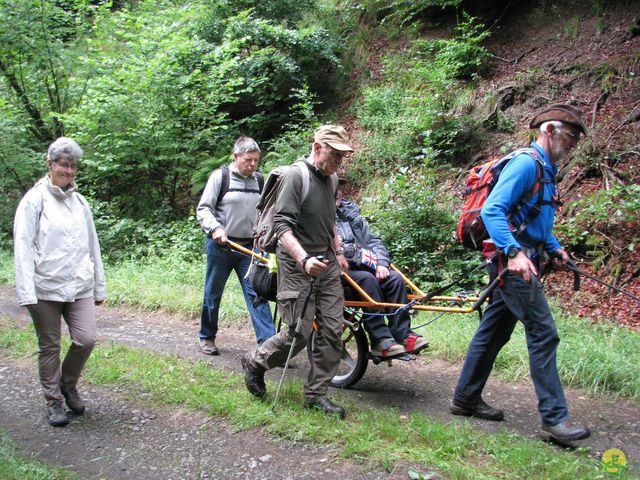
[308,319,369,389]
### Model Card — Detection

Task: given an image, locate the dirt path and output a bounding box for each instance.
[1,358,388,480]
[1,285,638,477]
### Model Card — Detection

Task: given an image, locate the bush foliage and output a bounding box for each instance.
[0,0,343,242]
[350,12,489,282]
[0,0,500,289]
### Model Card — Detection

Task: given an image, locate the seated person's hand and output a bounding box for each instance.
[376,265,390,280]
[337,254,349,272]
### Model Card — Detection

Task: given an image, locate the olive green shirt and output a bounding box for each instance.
[273,159,336,250]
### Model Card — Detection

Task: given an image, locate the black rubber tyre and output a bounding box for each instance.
[307,321,369,389]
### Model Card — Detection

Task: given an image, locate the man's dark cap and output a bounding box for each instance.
[529,103,588,135]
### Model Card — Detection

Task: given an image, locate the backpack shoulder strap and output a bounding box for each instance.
[256,171,264,192]
[510,148,556,238]
[215,165,230,206]
[293,160,311,202]
[329,173,339,196]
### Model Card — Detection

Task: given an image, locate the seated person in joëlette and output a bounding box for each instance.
[335,180,428,358]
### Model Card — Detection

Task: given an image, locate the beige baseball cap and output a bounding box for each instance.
[313,125,354,152]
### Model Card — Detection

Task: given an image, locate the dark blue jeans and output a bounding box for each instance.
[343,268,412,345]
[199,238,275,345]
[454,269,569,426]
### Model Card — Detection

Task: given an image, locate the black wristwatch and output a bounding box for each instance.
[507,247,521,258]
[301,255,313,270]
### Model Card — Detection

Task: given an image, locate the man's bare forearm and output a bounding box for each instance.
[279,229,307,265]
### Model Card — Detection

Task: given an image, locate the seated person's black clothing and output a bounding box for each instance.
[337,199,427,356]
[342,268,411,343]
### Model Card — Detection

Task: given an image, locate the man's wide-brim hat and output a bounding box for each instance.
[314,125,354,152]
[529,103,588,135]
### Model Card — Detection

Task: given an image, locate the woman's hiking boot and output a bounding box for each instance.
[46,400,69,427]
[304,397,346,420]
[61,384,85,415]
[241,353,266,398]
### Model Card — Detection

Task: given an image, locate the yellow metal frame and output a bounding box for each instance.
[228,240,483,314]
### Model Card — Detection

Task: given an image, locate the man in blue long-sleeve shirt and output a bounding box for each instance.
[451,104,591,443]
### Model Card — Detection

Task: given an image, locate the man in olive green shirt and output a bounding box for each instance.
[242,125,352,418]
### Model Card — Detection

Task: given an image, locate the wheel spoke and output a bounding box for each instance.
[340,347,356,369]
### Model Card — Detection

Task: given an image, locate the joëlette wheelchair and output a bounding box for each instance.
[229,241,490,389]
[311,266,488,388]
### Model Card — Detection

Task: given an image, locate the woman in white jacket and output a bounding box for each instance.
[13,137,106,427]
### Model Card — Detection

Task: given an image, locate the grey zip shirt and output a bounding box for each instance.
[196,164,262,241]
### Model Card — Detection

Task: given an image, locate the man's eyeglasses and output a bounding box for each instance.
[562,129,580,142]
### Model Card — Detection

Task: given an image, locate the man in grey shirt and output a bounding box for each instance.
[242,125,352,418]
[196,137,275,355]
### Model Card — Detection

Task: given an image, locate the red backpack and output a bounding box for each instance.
[456,148,547,250]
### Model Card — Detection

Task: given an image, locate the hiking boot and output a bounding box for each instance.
[241,353,266,399]
[542,421,590,442]
[61,384,85,415]
[199,338,219,356]
[450,398,504,421]
[402,334,429,353]
[304,398,346,420]
[370,341,406,359]
[46,400,69,427]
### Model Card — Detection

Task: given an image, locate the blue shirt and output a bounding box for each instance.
[480,142,562,255]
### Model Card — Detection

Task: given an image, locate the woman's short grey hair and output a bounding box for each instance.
[47,137,83,162]
[233,136,260,155]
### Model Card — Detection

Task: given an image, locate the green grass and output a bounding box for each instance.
[415,302,640,402]
[1,248,248,324]
[0,431,75,480]
[105,254,249,323]
[3,247,640,402]
[0,319,619,480]
[0,249,14,286]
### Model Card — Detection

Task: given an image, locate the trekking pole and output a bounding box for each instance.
[272,269,319,410]
[566,260,640,303]
[471,269,508,311]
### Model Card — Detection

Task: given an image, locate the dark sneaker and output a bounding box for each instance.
[542,421,590,442]
[199,338,219,356]
[304,398,346,420]
[46,400,69,427]
[402,334,429,353]
[61,384,85,415]
[450,398,504,421]
[370,342,406,359]
[241,353,266,398]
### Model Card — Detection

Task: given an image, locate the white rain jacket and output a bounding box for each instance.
[13,175,107,306]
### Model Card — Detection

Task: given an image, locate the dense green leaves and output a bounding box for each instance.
[0,0,343,235]
[360,173,480,287]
